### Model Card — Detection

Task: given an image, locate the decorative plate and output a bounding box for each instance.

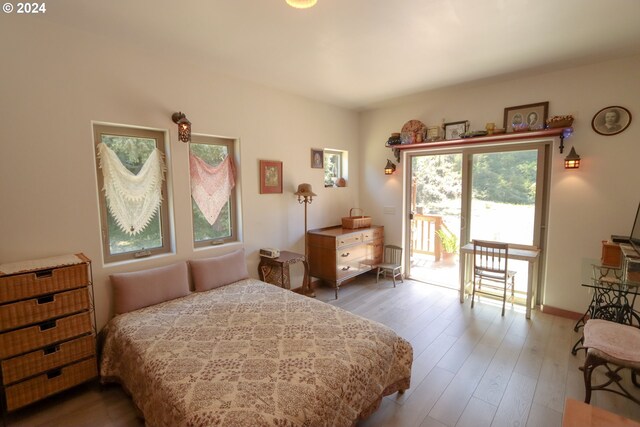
[400,119,427,144]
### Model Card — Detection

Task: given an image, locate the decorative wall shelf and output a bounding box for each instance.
[387,127,573,161]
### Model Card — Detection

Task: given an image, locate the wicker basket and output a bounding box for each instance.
[342,208,372,229]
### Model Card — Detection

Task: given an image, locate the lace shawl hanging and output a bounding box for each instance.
[190,153,235,225]
[97,142,166,235]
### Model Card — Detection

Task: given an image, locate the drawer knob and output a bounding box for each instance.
[341,252,350,257]
[341,266,351,271]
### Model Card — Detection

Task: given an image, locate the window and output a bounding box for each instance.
[189,135,238,247]
[94,124,172,263]
[324,149,347,187]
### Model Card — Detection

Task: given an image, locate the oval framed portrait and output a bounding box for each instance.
[591,106,632,136]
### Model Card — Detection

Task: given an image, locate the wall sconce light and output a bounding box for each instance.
[172,112,191,143]
[285,0,317,8]
[384,159,396,175]
[564,146,581,169]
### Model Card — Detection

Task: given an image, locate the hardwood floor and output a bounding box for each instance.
[6,275,640,426]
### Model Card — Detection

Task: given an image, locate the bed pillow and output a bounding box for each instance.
[190,248,249,292]
[111,261,190,314]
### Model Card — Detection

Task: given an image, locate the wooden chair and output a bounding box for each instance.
[376,245,403,287]
[471,239,516,316]
[581,319,640,405]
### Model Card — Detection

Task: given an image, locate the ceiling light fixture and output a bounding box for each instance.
[286,0,317,9]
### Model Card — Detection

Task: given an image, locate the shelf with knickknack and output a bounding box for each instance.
[389,127,574,152]
[385,111,577,167]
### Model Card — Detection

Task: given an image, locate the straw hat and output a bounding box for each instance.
[294,183,317,197]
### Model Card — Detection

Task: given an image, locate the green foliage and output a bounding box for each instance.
[436,228,458,253]
[471,151,537,205]
[412,150,537,211]
[412,154,462,211]
[324,152,340,186]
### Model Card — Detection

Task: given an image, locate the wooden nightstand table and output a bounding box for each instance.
[258,251,313,296]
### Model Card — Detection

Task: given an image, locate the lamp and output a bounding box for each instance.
[295,183,317,297]
[385,159,396,175]
[286,0,317,8]
[171,112,191,143]
[564,146,581,169]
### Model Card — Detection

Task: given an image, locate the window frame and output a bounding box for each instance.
[93,124,172,263]
[189,134,239,248]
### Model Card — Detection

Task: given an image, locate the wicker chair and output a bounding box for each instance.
[376,245,403,287]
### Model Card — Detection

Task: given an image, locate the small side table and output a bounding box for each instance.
[258,251,314,297]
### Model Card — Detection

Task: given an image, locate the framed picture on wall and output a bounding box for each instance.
[503,101,549,132]
[591,106,632,136]
[311,149,324,168]
[443,121,468,140]
[259,160,283,194]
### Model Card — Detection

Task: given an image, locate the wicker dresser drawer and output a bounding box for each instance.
[0,288,89,332]
[1,335,96,385]
[0,263,89,304]
[0,312,92,359]
[4,357,97,411]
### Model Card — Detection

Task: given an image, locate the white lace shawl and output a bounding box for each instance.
[97,142,166,235]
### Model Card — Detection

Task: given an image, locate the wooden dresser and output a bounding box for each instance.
[308,225,383,298]
[0,254,97,413]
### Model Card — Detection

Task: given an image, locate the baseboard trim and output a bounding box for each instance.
[539,304,583,321]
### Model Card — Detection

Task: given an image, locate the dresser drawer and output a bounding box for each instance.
[0,288,89,332]
[336,244,367,262]
[5,356,97,411]
[0,263,89,304]
[336,233,362,248]
[0,312,92,359]
[363,227,384,242]
[1,335,95,385]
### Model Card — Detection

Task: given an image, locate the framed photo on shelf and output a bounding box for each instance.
[444,121,468,140]
[591,106,632,136]
[503,101,549,132]
[310,149,324,168]
[259,160,283,194]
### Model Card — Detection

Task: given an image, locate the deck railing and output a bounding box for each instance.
[411,214,453,261]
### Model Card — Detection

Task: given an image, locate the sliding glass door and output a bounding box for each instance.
[407,142,549,302]
[409,153,462,289]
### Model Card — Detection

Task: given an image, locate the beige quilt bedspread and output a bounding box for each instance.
[100,279,413,427]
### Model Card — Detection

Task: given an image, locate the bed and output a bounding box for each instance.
[99,251,413,427]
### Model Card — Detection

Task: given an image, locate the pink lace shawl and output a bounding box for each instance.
[189,153,236,225]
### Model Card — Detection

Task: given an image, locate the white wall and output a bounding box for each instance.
[359,55,640,313]
[0,18,359,328]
